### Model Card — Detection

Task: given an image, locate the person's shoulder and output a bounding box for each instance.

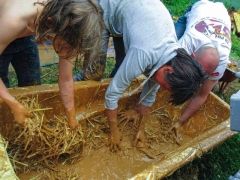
[1,0,34,24]
[0,13,24,32]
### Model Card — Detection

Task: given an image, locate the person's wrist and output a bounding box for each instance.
[137,104,150,116]
[66,108,76,120]
[8,99,21,109]
[105,108,118,121]
[178,117,186,125]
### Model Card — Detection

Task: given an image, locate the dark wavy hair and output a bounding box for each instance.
[166,48,208,105]
[35,0,104,59]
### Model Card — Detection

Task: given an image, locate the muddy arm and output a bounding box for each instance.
[134,104,150,147]
[58,58,78,129]
[179,79,217,124]
[106,109,122,151]
[0,79,30,124]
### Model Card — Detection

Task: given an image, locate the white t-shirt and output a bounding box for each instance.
[179,0,231,80]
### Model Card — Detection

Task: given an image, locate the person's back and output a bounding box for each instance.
[180,0,231,80]
[99,0,182,109]
[172,0,232,130]
[98,0,207,150]
[99,0,179,67]
[186,0,231,28]
[0,0,41,53]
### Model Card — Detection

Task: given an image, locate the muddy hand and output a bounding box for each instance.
[134,129,146,148]
[12,104,31,125]
[169,122,182,145]
[66,108,80,129]
[68,118,80,129]
[119,109,140,124]
[170,122,181,134]
[109,128,122,152]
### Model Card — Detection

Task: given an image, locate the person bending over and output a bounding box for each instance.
[92,0,207,151]
[173,0,231,129]
[0,0,104,128]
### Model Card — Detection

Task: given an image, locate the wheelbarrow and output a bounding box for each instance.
[0,79,236,179]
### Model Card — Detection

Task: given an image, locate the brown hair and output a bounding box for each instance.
[35,0,104,59]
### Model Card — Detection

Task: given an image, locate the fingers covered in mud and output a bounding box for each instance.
[109,142,121,152]
[109,130,122,152]
[118,109,140,126]
[68,119,80,130]
[12,103,31,125]
[169,121,183,145]
[134,130,146,148]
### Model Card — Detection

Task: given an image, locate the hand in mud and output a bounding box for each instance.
[170,122,182,145]
[68,118,80,129]
[66,108,80,129]
[11,103,31,125]
[170,121,181,131]
[109,128,122,152]
[119,109,140,125]
[134,129,146,148]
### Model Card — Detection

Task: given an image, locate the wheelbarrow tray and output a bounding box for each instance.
[0,80,235,179]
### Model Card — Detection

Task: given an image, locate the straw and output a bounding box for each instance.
[6,97,84,173]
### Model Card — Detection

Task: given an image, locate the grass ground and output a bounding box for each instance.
[6,1,240,179]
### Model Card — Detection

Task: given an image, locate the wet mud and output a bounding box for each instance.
[0,81,230,179]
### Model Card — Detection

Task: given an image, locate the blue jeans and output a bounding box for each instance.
[0,36,41,87]
[174,5,193,39]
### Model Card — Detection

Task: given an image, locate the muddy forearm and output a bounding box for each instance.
[179,95,208,124]
[0,79,19,108]
[139,115,147,132]
[106,109,118,133]
[59,78,75,119]
[58,58,76,121]
[137,104,150,131]
[179,80,217,125]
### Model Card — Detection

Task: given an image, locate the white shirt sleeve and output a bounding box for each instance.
[178,33,195,55]
[105,47,152,110]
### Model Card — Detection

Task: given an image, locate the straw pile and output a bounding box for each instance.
[83,114,109,155]
[6,97,84,173]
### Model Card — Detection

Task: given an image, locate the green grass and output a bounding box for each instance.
[231,34,240,61]
[163,0,192,16]
[9,58,115,86]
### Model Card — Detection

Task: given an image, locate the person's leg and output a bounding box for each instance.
[12,44,41,87]
[0,54,12,88]
[110,37,126,77]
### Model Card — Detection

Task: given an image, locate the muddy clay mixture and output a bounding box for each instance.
[0,88,228,180]
[14,93,228,180]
